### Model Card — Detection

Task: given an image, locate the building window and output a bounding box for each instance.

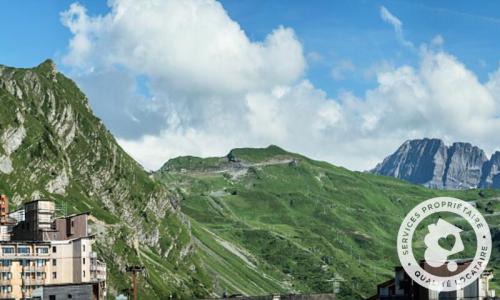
[52,246,56,253]
[68,294,72,299]
[82,258,85,265]
[1,247,14,254]
[83,270,85,277]
[83,245,85,252]
[36,248,49,254]
[0,272,11,279]
[71,220,74,227]
[52,259,56,266]
[0,260,11,267]
[52,272,57,279]
[36,259,46,267]
[0,285,12,293]
[20,260,30,267]
[18,247,30,255]
[49,296,55,300]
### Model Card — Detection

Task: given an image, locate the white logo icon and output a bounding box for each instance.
[424,219,464,272]
[397,197,491,292]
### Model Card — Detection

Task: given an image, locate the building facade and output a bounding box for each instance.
[0,197,106,300]
[368,260,496,300]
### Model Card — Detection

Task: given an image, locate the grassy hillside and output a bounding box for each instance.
[0,60,211,298]
[156,146,500,299]
[2,60,498,299]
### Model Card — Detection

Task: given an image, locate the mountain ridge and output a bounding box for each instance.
[154,143,500,298]
[372,138,500,189]
[0,60,212,298]
[3,59,500,299]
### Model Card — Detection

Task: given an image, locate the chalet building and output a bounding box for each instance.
[367,259,496,300]
[0,196,106,300]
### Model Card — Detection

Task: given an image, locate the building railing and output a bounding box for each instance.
[34,266,46,272]
[0,279,10,285]
[0,292,12,299]
[22,266,36,272]
[0,266,10,272]
[0,252,49,258]
[90,259,107,281]
[23,278,44,285]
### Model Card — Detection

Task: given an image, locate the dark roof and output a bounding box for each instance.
[42,281,101,288]
[377,278,395,288]
[55,211,90,220]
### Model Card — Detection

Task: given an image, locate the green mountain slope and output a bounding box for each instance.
[0,61,211,298]
[2,60,499,300]
[156,146,500,299]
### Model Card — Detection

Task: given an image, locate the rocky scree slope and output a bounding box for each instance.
[372,138,500,189]
[0,60,211,298]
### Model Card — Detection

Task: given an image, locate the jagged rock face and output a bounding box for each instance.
[372,138,448,188]
[480,152,500,188]
[0,60,209,298]
[444,143,488,189]
[373,139,496,190]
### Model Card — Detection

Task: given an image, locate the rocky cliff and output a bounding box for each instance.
[0,60,210,298]
[372,138,499,189]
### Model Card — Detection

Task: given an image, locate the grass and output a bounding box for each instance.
[157,147,500,299]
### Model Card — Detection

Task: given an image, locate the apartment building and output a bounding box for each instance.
[0,197,106,300]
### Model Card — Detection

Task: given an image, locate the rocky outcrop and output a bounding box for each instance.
[444,143,488,189]
[372,139,448,188]
[372,138,497,189]
[480,151,500,188]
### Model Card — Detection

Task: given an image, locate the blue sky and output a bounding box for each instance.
[2,1,500,170]
[2,1,500,96]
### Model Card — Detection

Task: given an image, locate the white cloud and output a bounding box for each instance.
[306,51,323,64]
[431,34,444,47]
[380,6,414,49]
[61,0,500,171]
[61,0,305,95]
[330,59,355,80]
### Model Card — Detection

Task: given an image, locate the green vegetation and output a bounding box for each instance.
[2,60,500,299]
[0,60,211,298]
[157,146,500,299]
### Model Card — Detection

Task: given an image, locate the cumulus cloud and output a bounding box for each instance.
[61,0,500,171]
[61,0,305,94]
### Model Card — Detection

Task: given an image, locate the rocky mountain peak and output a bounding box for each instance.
[373,138,499,189]
[35,59,58,81]
[0,60,208,297]
[372,138,447,187]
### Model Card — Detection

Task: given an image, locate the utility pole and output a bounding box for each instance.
[126,265,144,300]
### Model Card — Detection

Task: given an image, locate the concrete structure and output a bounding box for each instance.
[35,282,101,300]
[0,199,106,300]
[368,259,497,300]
